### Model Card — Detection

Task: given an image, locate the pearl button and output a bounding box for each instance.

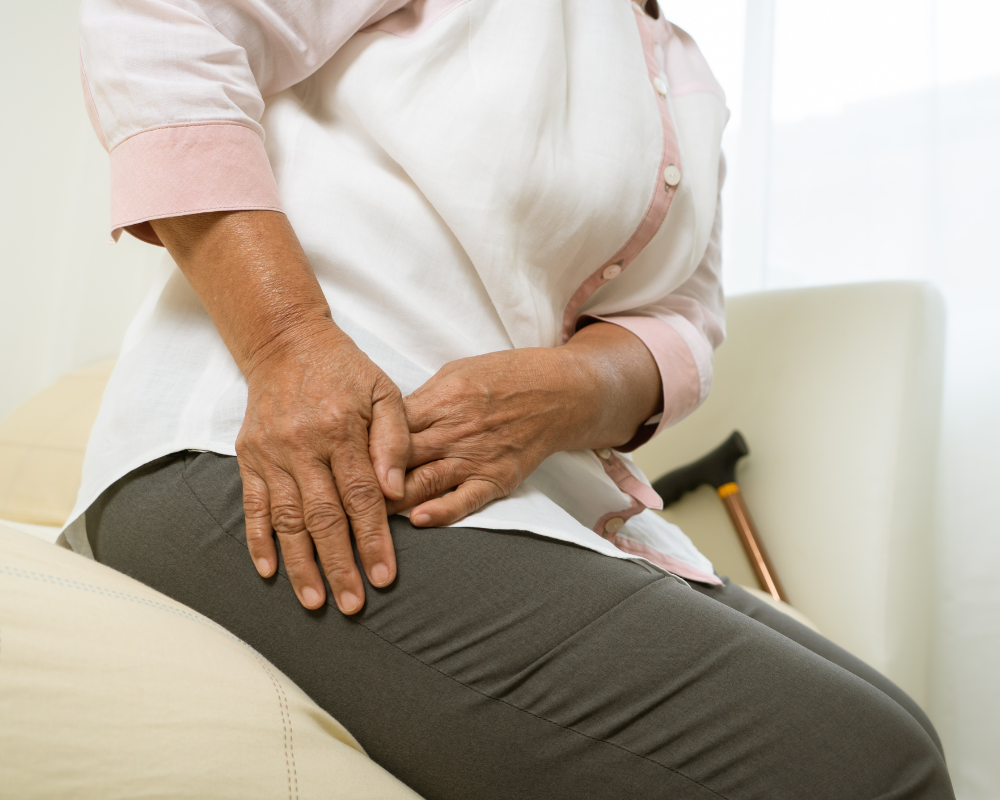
[596,448,612,461]
[653,77,667,96]
[663,164,681,187]
[602,263,622,280]
[605,516,625,535]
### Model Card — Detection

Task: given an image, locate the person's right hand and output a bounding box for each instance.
[238,321,409,614]
[149,209,408,615]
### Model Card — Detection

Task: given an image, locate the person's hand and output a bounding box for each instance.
[387,347,592,526]
[149,210,411,616]
[238,321,409,614]
[388,323,663,526]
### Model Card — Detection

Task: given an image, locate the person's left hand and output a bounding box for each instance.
[387,348,593,526]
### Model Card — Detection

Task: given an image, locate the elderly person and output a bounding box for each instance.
[70,0,953,797]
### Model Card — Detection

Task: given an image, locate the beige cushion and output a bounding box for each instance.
[0,361,115,526]
[0,523,422,800]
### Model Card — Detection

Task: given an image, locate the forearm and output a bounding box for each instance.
[150,210,341,377]
[557,322,663,452]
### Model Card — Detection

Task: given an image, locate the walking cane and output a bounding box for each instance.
[651,431,787,603]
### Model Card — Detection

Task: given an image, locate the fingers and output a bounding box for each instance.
[240,462,277,578]
[385,458,464,516]
[265,467,330,610]
[330,425,397,598]
[290,460,369,614]
[410,478,506,528]
[368,379,409,501]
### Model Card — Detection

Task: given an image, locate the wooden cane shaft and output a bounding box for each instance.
[717,484,787,603]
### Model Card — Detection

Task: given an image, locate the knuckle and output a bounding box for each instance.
[302,501,346,535]
[420,464,455,495]
[319,554,358,585]
[339,481,385,516]
[316,403,346,428]
[325,414,357,444]
[410,470,438,498]
[356,540,387,567]
[270,503,306,533]
[281,552,317,580]
[380,382,403,407]
[243,492,270,520]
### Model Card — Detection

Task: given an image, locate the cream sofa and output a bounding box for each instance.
[0,281,944,795]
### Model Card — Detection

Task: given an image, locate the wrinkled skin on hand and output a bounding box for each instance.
[386,348,587,525]
[388,326,659,527]
[238,323,409,615]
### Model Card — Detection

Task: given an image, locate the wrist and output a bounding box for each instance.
[546,345,608,452]
[557,322,662,450]
[241,307,348,384]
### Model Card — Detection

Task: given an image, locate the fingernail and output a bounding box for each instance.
[256,558,272,577]
[340,591,361,614]
[387,468,405,498]
[371,562,390,586]
[412,513,432,526]
[302,586,321,607]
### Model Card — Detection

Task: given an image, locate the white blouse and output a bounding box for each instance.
[68,0,729,584]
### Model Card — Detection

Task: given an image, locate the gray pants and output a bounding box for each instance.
[86,452,953,800]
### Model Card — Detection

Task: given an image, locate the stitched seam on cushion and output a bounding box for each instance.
[2,561,302,797]
[102,463,301,799]
[249,651,299,800]
[0,564,243,643]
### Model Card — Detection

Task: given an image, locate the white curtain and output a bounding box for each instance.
[669,0,1000,795]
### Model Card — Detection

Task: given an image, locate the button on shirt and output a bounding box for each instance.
[70,0,729,584]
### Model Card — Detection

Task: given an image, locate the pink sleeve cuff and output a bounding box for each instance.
[109,122,284,245]
[586,315,702,451]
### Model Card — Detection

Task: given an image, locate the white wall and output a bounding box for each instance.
[0,0,161,420]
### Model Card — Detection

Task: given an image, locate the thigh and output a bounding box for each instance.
[689,579,944,754]
[87,452,953,800]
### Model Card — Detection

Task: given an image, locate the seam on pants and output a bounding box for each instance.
[178,470,730,800]
[497,575,666,697]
